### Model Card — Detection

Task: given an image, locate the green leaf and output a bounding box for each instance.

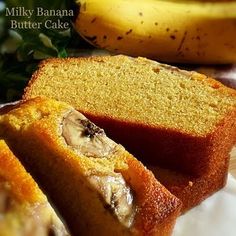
[0,0,94,102]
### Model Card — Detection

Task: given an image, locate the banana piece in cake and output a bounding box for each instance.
[23,55,236,211]
[0,140,70,236]
[0,97,182,236]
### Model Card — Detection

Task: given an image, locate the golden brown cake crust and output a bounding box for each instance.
[122,155,181,235]
[150,160,228,212]
[0,97,182,236]
[0,140,45,203]
[0,140,71,236]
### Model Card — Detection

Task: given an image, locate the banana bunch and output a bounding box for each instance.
[75,0,236,64]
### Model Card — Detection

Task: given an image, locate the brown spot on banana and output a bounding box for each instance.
[84,35,97,42]
[91,17,96,23]
[177,31,188,52]
[125,29,132,35]
[83,35,100,47]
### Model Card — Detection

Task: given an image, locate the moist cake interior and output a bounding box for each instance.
[27,56,236,136]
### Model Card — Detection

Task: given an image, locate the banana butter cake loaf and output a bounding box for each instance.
[23,55,236,211]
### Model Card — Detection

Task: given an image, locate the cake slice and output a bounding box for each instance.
[23,55,236,176]
[149,164,227,212]
[0,140,70,236]
[23,55,236,211]
[0,97,182,236]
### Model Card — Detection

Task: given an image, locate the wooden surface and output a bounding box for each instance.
[230,146,236,178]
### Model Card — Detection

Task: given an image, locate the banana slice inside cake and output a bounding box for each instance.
[0,140,70,236]
[0,97,181,236]
[88,173,135,228]
[62,110,119,158]
[62,110,136,228]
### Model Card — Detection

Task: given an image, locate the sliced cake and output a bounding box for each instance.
[23,55,236,211]
[0,140,70,236]
[0,97,182,236]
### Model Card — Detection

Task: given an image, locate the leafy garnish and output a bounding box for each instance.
[0,0,92,102]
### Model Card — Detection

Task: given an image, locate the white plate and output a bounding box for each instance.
[173,174,236,236]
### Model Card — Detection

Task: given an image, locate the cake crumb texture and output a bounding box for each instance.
[25,55,236,136]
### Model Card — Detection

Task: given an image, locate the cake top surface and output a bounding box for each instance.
[24,55,236,136]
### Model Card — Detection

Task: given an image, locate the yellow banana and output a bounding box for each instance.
[75,0,236,64]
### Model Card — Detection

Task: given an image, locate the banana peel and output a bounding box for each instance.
[75,0,236,64]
